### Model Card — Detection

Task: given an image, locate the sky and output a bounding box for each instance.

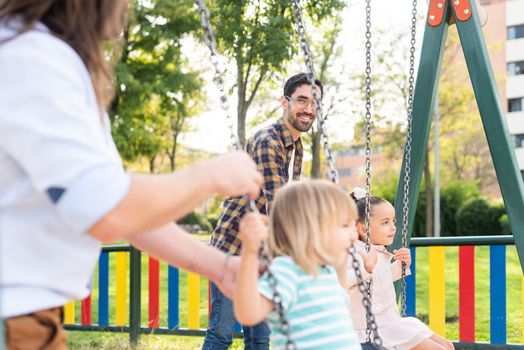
[180,0,431,154]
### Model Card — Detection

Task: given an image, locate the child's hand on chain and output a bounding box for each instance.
[393,248,411,267]
[239,213,269,255]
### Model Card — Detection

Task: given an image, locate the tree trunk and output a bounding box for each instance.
[237,60,247,148]
[109,28,130,117]
[310,126,321,178]
[149,155,156,174]
[424,151,433,237]
[169,133,178,172]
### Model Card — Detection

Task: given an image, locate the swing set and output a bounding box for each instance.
[5,1,519,350]
[196,0,524,349]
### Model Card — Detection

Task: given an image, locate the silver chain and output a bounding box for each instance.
[363,0,376,344]
[290,0,384,347]
[349,247,383,347]
[364,0,372,254]
[400,0,418,318]
[196,1,295,347]
[289,0,339,185]
[195,0,241,151]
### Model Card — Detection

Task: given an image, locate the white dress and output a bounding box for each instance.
[347,241,433,350]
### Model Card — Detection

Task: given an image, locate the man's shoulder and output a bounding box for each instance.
[248,120,282,147]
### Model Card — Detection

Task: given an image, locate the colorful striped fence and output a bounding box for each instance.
[62,236,523,349]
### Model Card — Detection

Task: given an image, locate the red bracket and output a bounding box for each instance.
[428,0,447,27]
[451,0,472,22]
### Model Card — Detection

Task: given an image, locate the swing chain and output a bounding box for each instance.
[364,0,372,254]
[349,247,383,347]
[289,0,339,185]
[196,4,293,346]
[400,0,418,318]
[260,246,297,350]
[194,0,241,151]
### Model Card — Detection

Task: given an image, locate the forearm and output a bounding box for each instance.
[233,252,269,325]
[127,223,225,284]
[90,162,213,241]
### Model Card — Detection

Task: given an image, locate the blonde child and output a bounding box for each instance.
[233,180,361,349]
[347,189,454,350]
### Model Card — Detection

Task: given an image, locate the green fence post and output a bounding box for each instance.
[129,247,141,348]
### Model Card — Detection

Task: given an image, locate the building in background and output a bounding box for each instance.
[499,0,524,178]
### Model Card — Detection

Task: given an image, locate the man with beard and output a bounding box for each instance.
[202,73,323,350]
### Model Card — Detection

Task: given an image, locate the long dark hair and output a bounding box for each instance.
[349,191,388,223]
[0,0,128,109]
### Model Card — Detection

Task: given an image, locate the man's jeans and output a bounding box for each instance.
[202,283,270,350]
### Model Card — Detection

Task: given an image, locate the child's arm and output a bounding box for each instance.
[346,246,375,289]
[233,213,274,326]
[391,248,412,282]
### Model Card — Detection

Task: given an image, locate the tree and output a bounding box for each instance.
[111,0,204,173]
[207,0,345,147]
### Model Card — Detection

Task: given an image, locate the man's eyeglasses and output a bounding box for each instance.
[284,95,321,110]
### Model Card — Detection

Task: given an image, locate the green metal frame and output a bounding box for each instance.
[391,0,524,272]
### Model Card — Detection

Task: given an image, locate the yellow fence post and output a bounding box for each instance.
[187,271,200,330]
[429,246,446,336]
[63,301,75,324]
[115,251,128,326]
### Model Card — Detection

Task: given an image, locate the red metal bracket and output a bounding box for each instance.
[428,0,447,27]
[451,0,472,22]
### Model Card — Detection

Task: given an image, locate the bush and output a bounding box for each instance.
[490,203,506,235]
[440,180,480,236]
[500,214,511,234]
[456,198,500,236]
[178,211,213,233]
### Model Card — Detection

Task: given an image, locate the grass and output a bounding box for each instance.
[67,243,523,349]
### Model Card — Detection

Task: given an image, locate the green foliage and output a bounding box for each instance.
[207,214,220,231]
[178,211,213,232]
[500,214,511,234]
[456,198,503,236]
[439,180,480,236]
[206,0,345,145]
[111,0,204,170]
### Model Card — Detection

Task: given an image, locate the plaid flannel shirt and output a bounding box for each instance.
[210,118,303,255]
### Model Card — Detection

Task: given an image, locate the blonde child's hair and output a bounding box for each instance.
[267,179,357,275]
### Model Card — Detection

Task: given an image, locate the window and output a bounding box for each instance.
[514,134,524,148]
[509,98,523,112]
[508,24,524,40]
[508,61,524,76]
[338,168,352,177]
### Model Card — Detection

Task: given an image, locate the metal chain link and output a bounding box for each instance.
[196,2,295,347]
[289,0,339,185]
[289,0,385,347]
[364,0,372,255]
[362,1,382,345]
[349,247,384,348]
[195,0,241,151]
[260,244,297,350]
[400,0,418,318]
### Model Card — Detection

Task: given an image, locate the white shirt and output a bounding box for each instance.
[0,20,131,317]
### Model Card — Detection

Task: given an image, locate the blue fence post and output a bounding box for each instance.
[98,251,109,326]
[490,245,506,344]
[168,266,179,329]
[406,246,417,317]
